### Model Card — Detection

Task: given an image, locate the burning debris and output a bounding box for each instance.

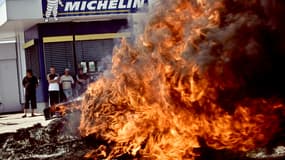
[1,0,285,159]
[79,0,285,159]
[0,111,90,160]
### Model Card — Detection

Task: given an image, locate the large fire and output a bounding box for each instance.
[78,0,285,159]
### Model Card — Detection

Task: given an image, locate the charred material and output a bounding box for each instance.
[0,111,91,160]
[0,110,285,160]
[2,0,285,160]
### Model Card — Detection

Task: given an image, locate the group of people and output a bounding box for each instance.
[47,66,89,106]
[22,66,89,118]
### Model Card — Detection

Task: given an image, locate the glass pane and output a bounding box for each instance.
[88,61,96,72]
[80,62,87,73]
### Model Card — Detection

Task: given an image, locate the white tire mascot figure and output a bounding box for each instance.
[45,0,64,22]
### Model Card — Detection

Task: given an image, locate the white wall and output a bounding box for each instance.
[6,0,42,20]
[0,42,16,60]
[0,42,21,113]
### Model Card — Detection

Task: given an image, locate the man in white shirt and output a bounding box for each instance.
[60,68,74,101]
[47,66,60,107]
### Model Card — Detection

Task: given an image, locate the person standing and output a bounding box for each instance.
[47,66,60,107]
[22,69,38,118]
[44,66,60,120]
[76,68,89,96]
[60,68,74,101]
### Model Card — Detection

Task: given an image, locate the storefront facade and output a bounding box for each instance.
[0,0,149,113]
[24,0,148,104]
[24,19,130,102]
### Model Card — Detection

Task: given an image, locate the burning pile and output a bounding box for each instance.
[78,0,285,159]
[0,112,88,160]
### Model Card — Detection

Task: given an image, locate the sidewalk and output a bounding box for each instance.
[0,113,52,134]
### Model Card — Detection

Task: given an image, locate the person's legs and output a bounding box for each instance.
[68,89,73,100]
[49,91,53,106]
[31,93,37,116]
[79,84,85,95]
[47,91,55,119]
[55,91,60,104]
[49,91,59,117]
[63,89,68,101]
[49,91,58,107]
[23,94,30,118]
[75,84,80,97]
[63,89,72,101]
[44,107,51,120]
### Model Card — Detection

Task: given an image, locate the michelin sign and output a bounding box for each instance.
[42,0,148,22]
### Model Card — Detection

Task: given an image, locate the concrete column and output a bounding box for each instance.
[15,32,26,104]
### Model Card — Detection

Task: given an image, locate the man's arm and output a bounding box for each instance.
[22,77,27,88]
[71,76,75,84]
[35,77,39,88]
[59,75,63,84]
[76,75,85,83]
[47,74,59,83]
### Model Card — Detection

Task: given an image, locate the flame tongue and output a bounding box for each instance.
[80,0,284,159]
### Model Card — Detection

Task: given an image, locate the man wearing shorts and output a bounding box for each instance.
[22,69,38,117]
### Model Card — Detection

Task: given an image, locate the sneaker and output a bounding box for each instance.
[44,18,49,22]
[22,115,27,118]
[54,17,58,21]
[31,114,36,117]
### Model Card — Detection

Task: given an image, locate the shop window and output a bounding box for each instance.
[80,61,87,73]
[88,61,97,72]
[75,39,114,69]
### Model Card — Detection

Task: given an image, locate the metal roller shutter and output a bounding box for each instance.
[43,42,75,75]
[25,45,40,78]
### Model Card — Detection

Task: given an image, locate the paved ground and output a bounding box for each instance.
[0,113,53,134]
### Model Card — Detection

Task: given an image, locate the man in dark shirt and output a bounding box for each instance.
[22,69,38,118]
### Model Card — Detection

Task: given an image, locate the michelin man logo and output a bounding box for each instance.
[45,0,64,22]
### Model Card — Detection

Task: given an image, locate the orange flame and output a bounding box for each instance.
[79,0,284,159]
[53,105,67,116]
[52,99,82,116]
